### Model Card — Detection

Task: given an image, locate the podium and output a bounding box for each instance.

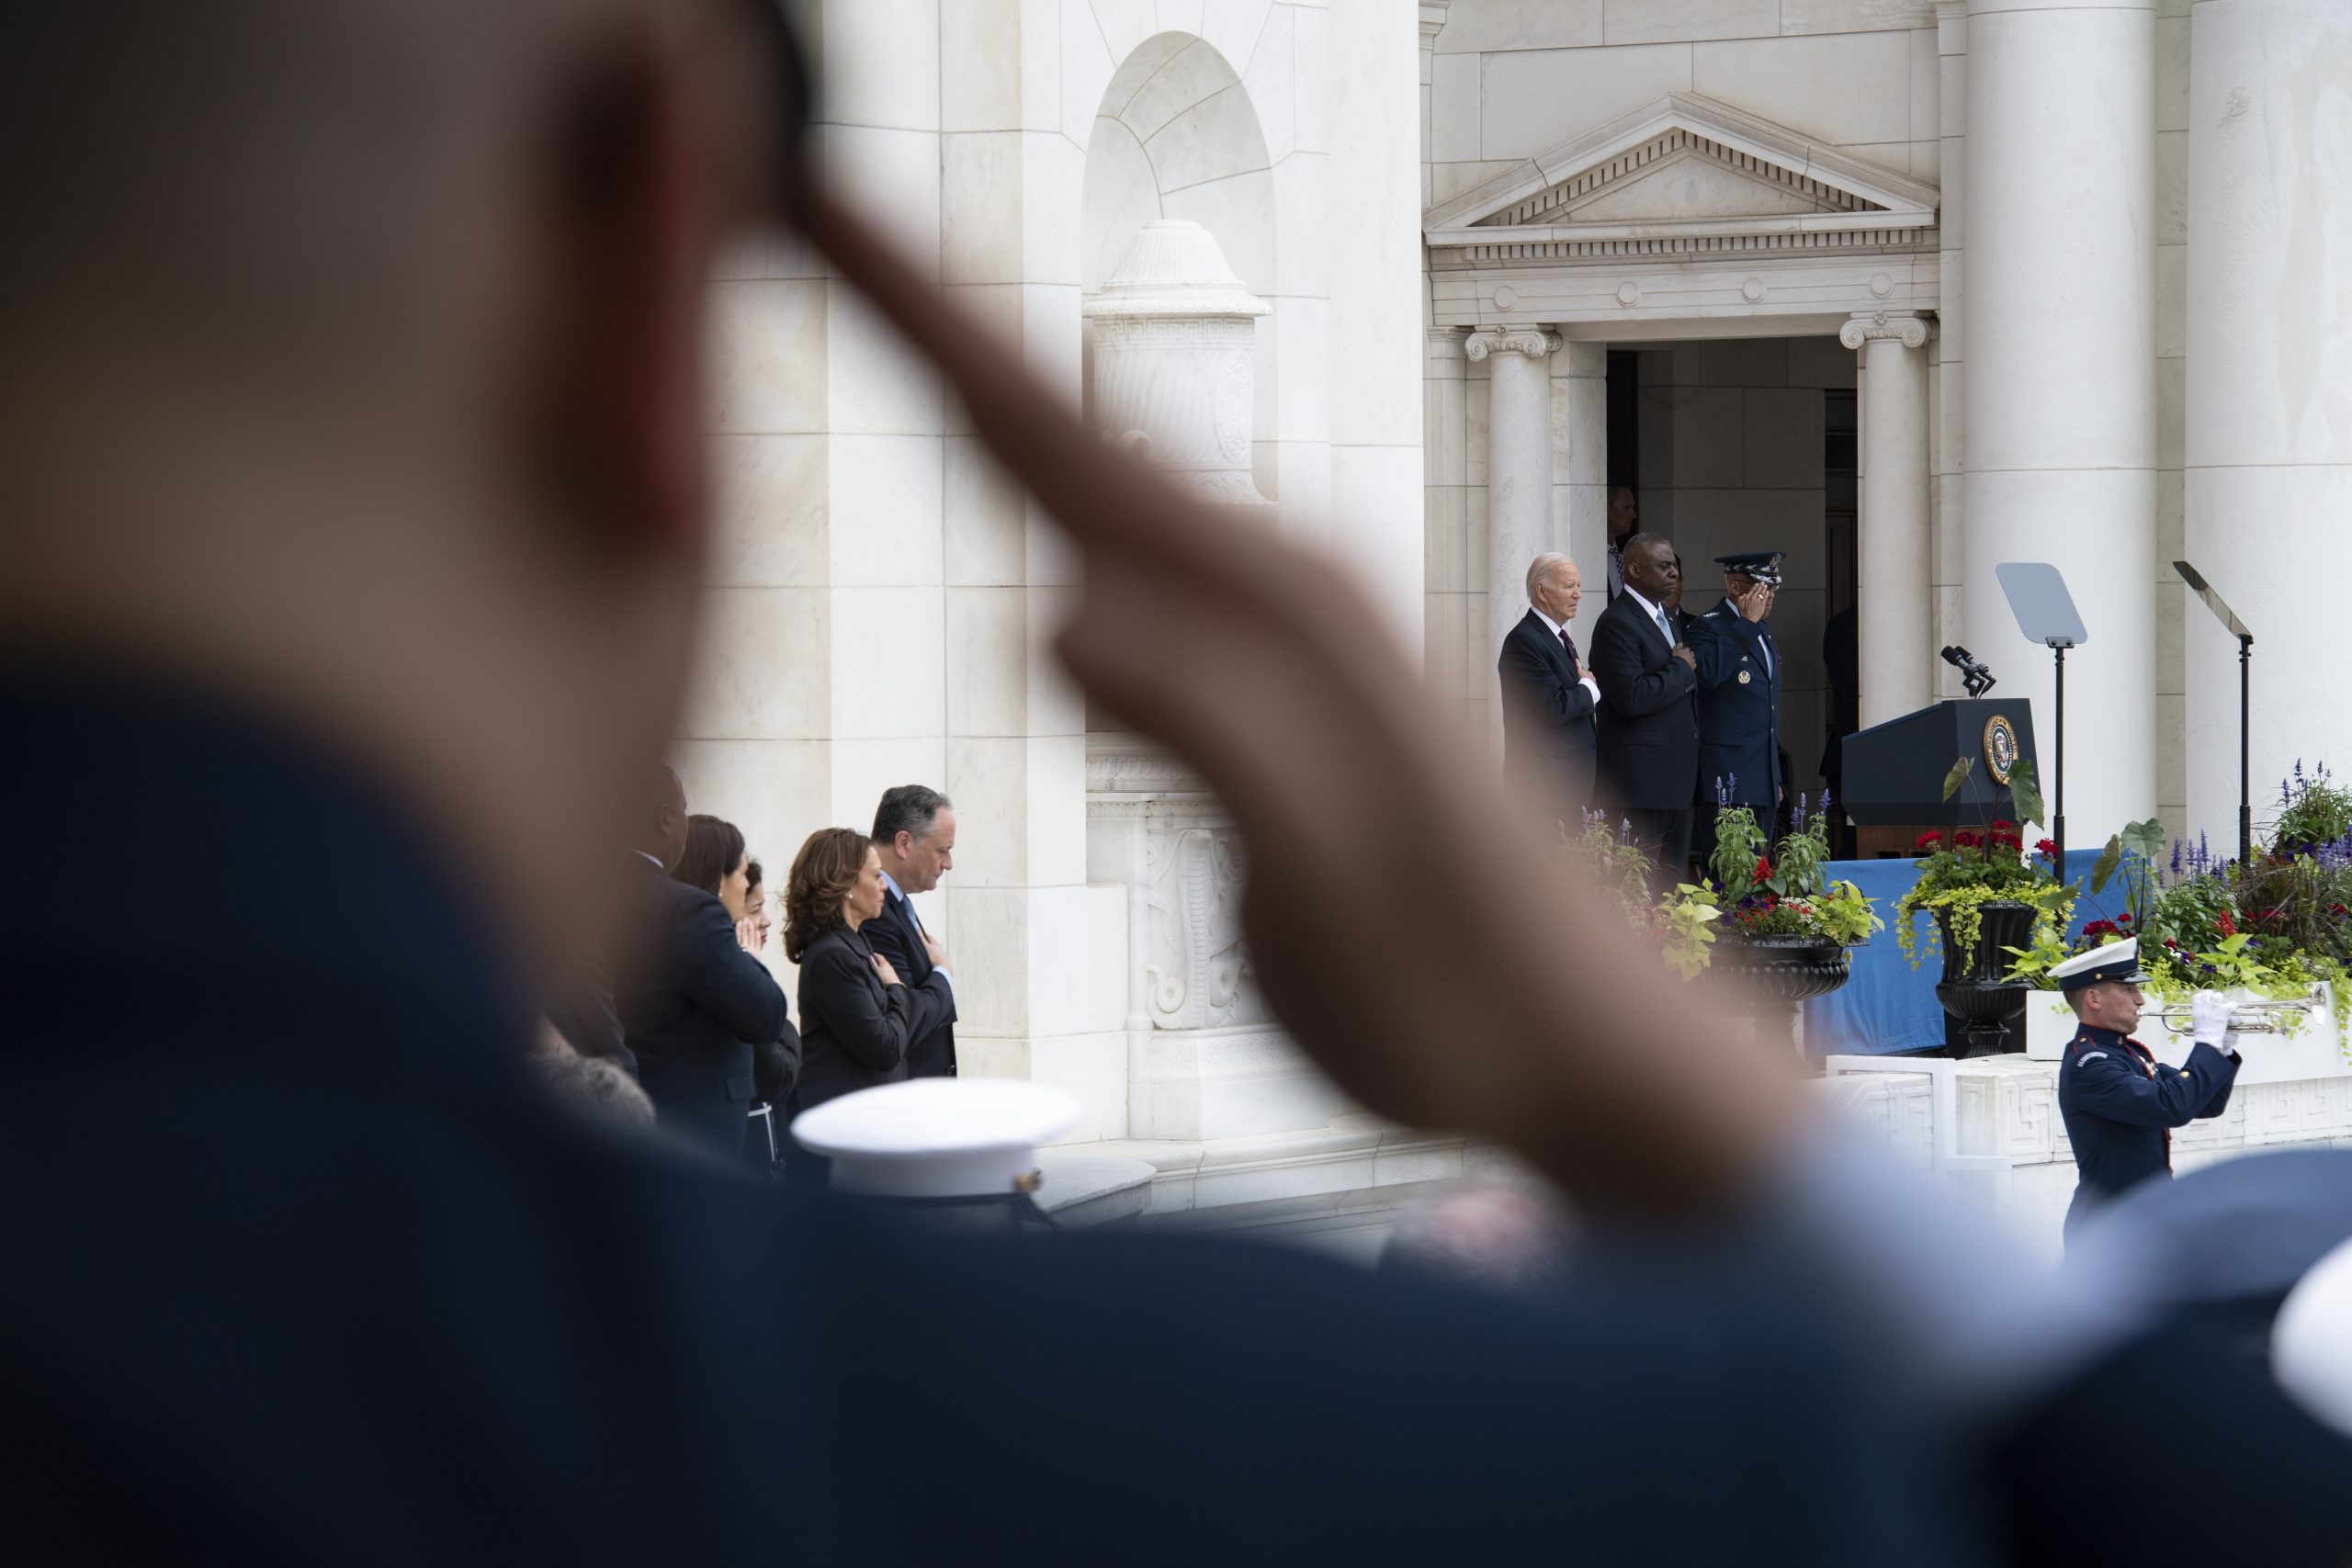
[1839,699,2039,858]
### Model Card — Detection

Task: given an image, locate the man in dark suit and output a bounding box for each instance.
[616,766,795,1158]
[1590,534,1702,885]
[865,784,959,1078]
[3,7,2345,1562]
[1498,553,1600,817]
[1688,550,1786,873]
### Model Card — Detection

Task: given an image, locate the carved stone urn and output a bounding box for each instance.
[1081,220,1272,513]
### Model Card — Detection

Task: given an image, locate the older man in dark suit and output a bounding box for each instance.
[1589,534,1702,885]
[616,767,793,1158]
[1498,552,1600,817]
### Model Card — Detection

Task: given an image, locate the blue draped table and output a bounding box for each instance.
[1801,849,2102,1056]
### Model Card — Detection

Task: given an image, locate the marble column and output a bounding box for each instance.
[1843,311,1936,728]
[1468,327,1560,734]
[2185,3,2352,840]
[1962,0,2158,840]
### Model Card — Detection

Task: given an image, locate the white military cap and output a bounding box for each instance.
[2047,936,2151,994]
[2274,1235,2352,1437]
[790,1077,1081,1200]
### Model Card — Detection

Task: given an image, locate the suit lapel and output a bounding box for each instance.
[888,890,926,977]
[1521,610,1573,681]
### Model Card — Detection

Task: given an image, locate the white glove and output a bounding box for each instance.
[2188,989,2234,1049]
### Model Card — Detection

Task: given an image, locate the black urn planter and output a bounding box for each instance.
[1712,934,1854,1054]
[1932,900,2036,1057]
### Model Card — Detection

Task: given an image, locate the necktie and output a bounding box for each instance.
[1656,607,1676,646]
[1558,626,1578,666]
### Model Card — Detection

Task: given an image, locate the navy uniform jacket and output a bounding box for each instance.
[2058,1025,2241,1238]
[1590,590,1700,809]
[616,858,793,1159]
[6,674,2349,1565]
[1497,606,1599,811]
[862,888,958,1077]
[1687,596,1782,810]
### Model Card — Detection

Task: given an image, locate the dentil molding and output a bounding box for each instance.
[1464,328,1560,362]
[1839,310,1934,351]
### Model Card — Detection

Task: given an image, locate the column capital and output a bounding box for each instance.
[1840,310,1934,351]
[1464,327,1561,363]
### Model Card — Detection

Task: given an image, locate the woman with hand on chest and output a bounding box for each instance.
[783,827,957,1119]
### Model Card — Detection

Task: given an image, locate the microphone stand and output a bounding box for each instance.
[2174,561,2255,874]
[2051,641,2068,889]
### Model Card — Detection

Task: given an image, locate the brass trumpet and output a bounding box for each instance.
[2151,997,2315,1034]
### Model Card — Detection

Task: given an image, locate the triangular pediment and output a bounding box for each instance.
[1425,92,1938,254]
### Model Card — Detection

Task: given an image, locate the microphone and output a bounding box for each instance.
[1940,645,1996,697]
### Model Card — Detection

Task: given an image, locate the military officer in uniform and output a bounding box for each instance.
[2052,939,2245,1244]
[1687,550,1785,874]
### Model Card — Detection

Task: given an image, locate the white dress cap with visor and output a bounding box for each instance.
[790,1077,1082,1200]
[2048,936,2151,994]
[2274,1235,2352,1438]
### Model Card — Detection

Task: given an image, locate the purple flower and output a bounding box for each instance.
[2170,838,2183,878]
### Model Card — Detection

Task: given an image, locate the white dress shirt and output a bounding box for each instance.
[1620,583,1678,649]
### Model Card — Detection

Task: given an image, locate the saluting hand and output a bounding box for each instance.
[804,189,1801,1220]
[1736,583,1773,623]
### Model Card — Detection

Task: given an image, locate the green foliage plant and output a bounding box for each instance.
[1894,820,2073,969]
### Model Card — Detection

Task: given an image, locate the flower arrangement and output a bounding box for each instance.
[1891,763,2075,969]
[1561,786,1881,983]
[2006,765,2352,1031]
[1654,781,1882,976]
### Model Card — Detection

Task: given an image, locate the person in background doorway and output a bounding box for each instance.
[1604,486,1638,601]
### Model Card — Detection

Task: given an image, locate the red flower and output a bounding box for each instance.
[2331,903,2348,917]
[2083,919,2119,938]
[2216,911,2239,936]
[1992,819,2014,831]
[2117,911,2134,926]
[1953,830,1983,849]
[1916,830,1943,851]
[2035,838,2060,859]
[1754,857,1772,883]
[2163,937,2180,949]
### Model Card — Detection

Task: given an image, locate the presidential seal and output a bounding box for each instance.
[1984,714,2019,784]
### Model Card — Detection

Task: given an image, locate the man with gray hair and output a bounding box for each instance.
[867,784,959,1078]
[1497,553,1600,815]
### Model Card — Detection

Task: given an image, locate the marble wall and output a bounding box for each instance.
[688,1,1426,1149]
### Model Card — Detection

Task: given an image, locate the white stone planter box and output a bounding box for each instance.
[2023,985,2345,1085]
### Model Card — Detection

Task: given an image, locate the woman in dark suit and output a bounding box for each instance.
[784,827,956,1116]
